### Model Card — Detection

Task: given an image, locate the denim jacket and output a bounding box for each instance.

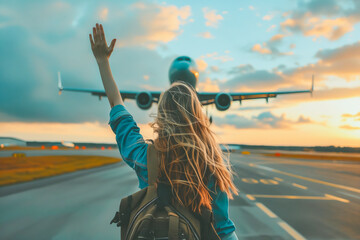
[108,104,236,238]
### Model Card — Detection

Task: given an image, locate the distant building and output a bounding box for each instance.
[0,137,27,148]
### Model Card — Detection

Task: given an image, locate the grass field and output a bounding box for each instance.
[263,153,360,162]
[0,146,106,151]
[0,155,121,186]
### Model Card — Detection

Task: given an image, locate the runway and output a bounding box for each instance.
[0,151,359,239]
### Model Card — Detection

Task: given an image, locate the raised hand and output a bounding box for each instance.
[89,23,116,63]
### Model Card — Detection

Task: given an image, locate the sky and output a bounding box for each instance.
[0,0,360,147]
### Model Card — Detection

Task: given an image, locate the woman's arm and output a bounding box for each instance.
[89,23,124,108]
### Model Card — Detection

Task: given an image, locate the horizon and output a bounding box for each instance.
[1,0,360,147]
[2,135,360,149]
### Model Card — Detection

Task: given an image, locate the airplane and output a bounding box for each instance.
[58,56,314,124]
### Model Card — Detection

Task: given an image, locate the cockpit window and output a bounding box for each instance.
[176,56,191,62]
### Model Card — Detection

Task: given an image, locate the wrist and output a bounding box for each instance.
[96,57,109,65]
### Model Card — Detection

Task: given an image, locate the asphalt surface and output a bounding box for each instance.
[0,150,359,240]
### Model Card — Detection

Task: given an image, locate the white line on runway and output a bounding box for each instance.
[246,194,255,201]
[292,183,308,190]
[337,191,360,200]
[254,165,275,172]
[253,165,360,194]
[278,221,306,240]
[255,202,277,218]
[324,194,350,203]
[255,202,307,239]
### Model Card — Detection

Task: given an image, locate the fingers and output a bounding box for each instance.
[89,34,95,48]
[109,39,116,53]
[100,24,106,43]
[96,23,102,41]
[93,27,99,43]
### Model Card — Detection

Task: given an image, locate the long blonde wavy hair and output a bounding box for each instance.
[149,81,239,214]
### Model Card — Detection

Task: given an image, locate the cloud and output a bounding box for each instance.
[210,66,220,73]
[252,35,293,56]
[342,112,360,118]
[281,14,358,41]
[278,87,360,106]
[197,31,214,39]
[0,23,175,123]
[270,34,285,42]
[195,59,208,72]
[267,24,277,32]
[263,15,273,21]
[223,67,284,90]
[224,41,360,96]
[203,7,223,28]
[228,64,254,75]
[251,0,360,58]
[213,111,314,129]
[246,41,360,90]
[288,41,360,82]
[279,0,360,41]
[249,6,255,11]
[252,43,272,54]
[114,3,192,49]
[201,52,233,62]
[197,77,220,92]
[340,125,360,130]
[98,8,108,21]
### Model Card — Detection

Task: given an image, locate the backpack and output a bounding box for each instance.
[110,143,221,240]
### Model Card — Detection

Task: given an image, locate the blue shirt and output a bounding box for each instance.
[109,104,236,238]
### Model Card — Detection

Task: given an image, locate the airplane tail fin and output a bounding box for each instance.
[58,71,63,95]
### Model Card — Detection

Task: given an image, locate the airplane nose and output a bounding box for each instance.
[174,61,191,70]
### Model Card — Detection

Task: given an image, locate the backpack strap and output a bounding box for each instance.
[200,206,221,240]
[147,143,159,186]
[168,212,180,240]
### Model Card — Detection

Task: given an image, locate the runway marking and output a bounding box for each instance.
[255,202,277,218]
[292,183,308,190]
[242,178,279,185]
[274,177,283,182]
[254,165,360,194]
[278,221,306,240]
[255,201,307,240]
[250,194,350,203]
[324,194,350,203]
[260,179,279,185]
[255,165,275,172]
[242,178,259,184]
[252,194,327,200]
[246,194,255,201]
[337,191,360,200]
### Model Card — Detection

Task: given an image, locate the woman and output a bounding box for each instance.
[89,23,239,240]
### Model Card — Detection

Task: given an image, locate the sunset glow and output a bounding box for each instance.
[0,0,359,147]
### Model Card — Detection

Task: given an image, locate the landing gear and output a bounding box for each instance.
[206,106,213,125]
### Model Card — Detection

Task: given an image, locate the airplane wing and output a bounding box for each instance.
[57,72,162,103]
[58,72,313,107]
[198,75,314,106]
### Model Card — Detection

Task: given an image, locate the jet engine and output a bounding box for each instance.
[215,93,232,111]
[136,92,152,110]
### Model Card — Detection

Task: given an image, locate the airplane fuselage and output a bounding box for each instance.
[168,56,199,89]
